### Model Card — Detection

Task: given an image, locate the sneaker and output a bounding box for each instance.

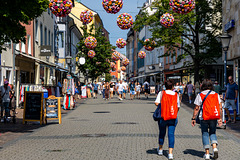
[203,154,210,160]
[213,148,218,159]
[1,119,4,123]
[168,154,173,160]
[157,147,163,156]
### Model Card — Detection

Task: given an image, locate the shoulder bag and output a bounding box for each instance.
[196,90,211,124]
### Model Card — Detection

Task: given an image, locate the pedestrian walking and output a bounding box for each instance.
[143,80,150,99]
[92,81,99,99]
[105,82,110,100]
[179,82,184,102]
[101,82,105,99]
[110,82,114,99]
[136,82,141,99]
[123,80,128,99]
[224,76,238,123]
[154,79,180,160]
[129,81,135,100]
[191,80,222,160]
[0,80,11,122]
[187,81,194,104]
[213,81,221,94]
[77,81,81,99]
[117,80,124,100]
[194,81,201,97]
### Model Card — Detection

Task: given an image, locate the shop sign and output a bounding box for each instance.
[45,95,62,124]
[40,45,52,56]
[224,20,235,32]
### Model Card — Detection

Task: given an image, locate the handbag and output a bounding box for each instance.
[196,90,211,124]
[153,103,161,121]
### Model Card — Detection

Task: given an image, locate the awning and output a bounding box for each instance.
[17,51,69,72]
[131,71,163,80]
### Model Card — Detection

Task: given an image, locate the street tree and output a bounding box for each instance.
[76,25,115,81]
[134,0,222,82]
[0,0,49,53]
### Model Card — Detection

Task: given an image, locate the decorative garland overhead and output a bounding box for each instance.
[138,51,146,59]
[116,38,127,48]
[49,0,73,17]
[117,13,133,30]
[88,50,96,58]
[84,36,97,49]
[102,0,123,14]
[169,0,195,14]
[80,10,94,25]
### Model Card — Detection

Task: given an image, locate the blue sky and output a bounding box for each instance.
[80,0,146,55]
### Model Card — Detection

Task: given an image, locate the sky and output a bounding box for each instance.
[80,0,147,55]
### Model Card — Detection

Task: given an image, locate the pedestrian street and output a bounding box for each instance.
[0,96,240,160]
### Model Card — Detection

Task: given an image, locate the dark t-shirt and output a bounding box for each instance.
[129,83,135,91]
[226,82,238,99]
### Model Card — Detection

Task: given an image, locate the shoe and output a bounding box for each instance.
[168,154,173,160]
[231,120,236,123]
[157,147,163,156]
[203,154,210,160]
[213,148,218,159]
[1,119,4,123]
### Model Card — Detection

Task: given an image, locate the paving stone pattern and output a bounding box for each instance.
[0,96,240,160]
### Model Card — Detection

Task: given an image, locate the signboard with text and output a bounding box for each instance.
[40,45,52,56]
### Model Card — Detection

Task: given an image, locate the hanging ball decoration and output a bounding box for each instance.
[111,51,121,61]
[102,0,123,14]
[49,0,73,17]
[88,50,96,58]
[110,62,116,68]
[117,13,134,30]
[138,51,146,59]
[117,69,121,73]
[160,13,174,28]
[112,66,116,71]
[144,39,156,51]
[80,10,94,25]
[169,0,195,14]
[96,62,102,65]
[122,58,129,66]
[116,38,127,48]
[121,66,126,71]
[84,36,97,49]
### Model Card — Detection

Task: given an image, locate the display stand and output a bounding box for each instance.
[62,76,75,110]
[44,95,62,124]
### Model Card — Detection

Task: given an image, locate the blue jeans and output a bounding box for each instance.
[158,118,178,148]
[200,120,218,149]
[1,102,10,117]
[102,89,105,98]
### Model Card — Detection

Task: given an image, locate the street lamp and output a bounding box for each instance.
[86,68,89,82]
[220,32,232,89]
[65,55,72,74]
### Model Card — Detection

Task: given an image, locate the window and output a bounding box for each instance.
[40,24,43,45]
[58,32,64,48]
[169,52,171,64]
[35,19,38,42]
[44,27,47,45]
[51,33,53,51]
[16,43,20,51]
[27,35,31,55]
[166,56,168,64]
[6,70,11,81]
[21,41,25,53]
[48,30,50,45]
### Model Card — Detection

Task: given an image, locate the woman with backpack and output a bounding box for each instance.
[191,80,222,160]
[155,79,180,160]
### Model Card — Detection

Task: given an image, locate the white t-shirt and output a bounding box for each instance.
[123,82,128,90]
[117,83,124,92]
[155,90,181,108]
[0,86,11,102]
[136,85,141,91]
[194,90,221,120]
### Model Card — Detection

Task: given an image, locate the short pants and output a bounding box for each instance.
[130,90,135,95]
[225,99,237,110]
[118,91,123,95]
[123,89,126,93]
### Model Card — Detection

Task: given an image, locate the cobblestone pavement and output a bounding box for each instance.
[0,95,240,160]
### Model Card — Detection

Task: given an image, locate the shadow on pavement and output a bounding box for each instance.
[183,148,205,158]
[146,148,168,158]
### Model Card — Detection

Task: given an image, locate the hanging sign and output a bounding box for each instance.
[40,45,52,56]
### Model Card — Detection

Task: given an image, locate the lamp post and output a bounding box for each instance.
[86,68,89,83]
[220,32,232,89]
[65,55,72,74]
